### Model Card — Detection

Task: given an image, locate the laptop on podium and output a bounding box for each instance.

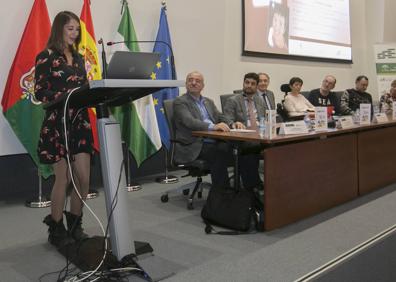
[107,51,160,79]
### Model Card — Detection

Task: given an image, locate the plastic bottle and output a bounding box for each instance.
[354,108,360,124]
[259,117,266,138]
[304,112,311,129]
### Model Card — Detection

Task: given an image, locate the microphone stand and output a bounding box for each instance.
[98,38,107,79]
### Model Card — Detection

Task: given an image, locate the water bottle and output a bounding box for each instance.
[353,108,360,124]
[304,112,310,129]
[259,117,266,138]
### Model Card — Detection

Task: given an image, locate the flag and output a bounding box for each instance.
[1,0,52,178]
[79,0,101,151]
[152,6,179,149]
[110,2,161,166]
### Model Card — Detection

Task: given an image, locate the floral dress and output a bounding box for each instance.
[34,49,94,164]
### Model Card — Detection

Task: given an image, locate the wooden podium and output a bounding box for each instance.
[45,79,184,261]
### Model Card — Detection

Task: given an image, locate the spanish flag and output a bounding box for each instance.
[79,0,101,151]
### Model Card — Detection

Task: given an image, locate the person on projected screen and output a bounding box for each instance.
[267,2,289,52]
[35,11,94,249]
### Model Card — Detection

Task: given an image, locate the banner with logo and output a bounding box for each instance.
[374,43,396,97]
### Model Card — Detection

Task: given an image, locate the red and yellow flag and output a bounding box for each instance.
[79,0,101,151]
[1,0,52,178]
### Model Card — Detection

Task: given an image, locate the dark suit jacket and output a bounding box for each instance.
[258,90,276,111]
[223,93,266,126]
[173,93,230,164]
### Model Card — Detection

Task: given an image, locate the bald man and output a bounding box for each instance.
[308,75,341,114]
[173,71,261,190]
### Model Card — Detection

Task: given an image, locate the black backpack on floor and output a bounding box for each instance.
[201,188,264,234]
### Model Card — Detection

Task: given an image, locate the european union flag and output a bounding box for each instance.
[152,6,179,149]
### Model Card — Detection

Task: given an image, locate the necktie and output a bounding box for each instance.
[263,92,271,110]
[247,98,257,130]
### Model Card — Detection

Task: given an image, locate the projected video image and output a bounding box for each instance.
[243,0,352,62]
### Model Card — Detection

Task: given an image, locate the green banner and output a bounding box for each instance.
[376,63,396,75]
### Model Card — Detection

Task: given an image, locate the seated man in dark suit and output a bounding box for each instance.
[257,73,276,111]
[340,75,373,115]
[308,75,341,115]
[173,71,261,190]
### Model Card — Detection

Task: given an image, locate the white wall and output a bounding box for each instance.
[0,0,390,155]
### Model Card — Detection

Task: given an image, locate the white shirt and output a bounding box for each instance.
[284,93,315,117]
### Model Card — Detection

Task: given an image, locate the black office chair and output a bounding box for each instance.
[220,93,235,112]
[160,99,211,210]
[277,84,291,121]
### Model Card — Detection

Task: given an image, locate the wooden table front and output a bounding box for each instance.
[192,120,396,230]
[263,134,358,230]
[358,125,396,195]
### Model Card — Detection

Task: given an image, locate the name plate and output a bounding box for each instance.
[359,103,371,125]
[338,116,354,129]
[279,120,308,135]
[373,112,389,123]
[315,107,328,131]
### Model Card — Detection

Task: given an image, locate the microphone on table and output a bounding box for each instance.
[106,40,176,79]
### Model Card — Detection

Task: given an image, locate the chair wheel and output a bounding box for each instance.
[161,194,169,203]
[197,191,203,198]
[182,189,189,196]
[187,202,194,210]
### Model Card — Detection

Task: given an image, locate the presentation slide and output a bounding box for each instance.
[243,0,352,61]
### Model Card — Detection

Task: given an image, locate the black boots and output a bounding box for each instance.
[43,215,74,249]
[43,212,89,248]
[64,211,89,241]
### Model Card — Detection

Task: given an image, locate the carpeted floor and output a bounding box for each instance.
[0,171,395,282]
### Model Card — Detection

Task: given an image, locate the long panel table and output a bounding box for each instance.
[193,120,396,231]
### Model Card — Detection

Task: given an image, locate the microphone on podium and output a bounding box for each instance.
[106,40,176,79]
[98,38,108,79]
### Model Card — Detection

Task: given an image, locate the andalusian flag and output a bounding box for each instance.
[79,0,101,151]
[1,0,52,178]
[110,2,162,166]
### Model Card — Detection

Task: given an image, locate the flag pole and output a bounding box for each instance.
[25,168,51,208]
[156,146,178,184]
[154,1,179,184]
[122,141,141,192]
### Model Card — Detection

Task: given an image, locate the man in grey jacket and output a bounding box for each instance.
[223,72,266,128]
[173,71,261,190]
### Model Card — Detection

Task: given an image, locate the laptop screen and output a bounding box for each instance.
[106,51,160,79]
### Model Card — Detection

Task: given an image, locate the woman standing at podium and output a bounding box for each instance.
[34,11,94,248]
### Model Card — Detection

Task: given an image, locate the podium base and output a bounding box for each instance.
[25,197,51,208]
[155,175,179,184]
[57,236,153,277]
[86,189,99,199]
[127,182,142,192]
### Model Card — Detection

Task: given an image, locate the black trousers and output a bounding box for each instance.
[199,141,261,190]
